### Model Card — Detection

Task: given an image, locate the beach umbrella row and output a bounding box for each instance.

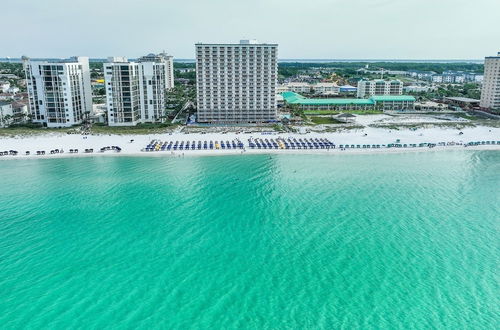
[248,137,335,150]
[144,139,244,152]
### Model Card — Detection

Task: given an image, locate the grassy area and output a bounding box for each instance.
[90,123,178,135]
[323,125,365,132]
[303,110,383,115]
[308,116,343,125]
[369,122,476,130]
[0,127,76,137]
[0,123,180,137]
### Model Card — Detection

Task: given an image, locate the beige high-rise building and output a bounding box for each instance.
[480,52,500,110]
[195,40,278,124]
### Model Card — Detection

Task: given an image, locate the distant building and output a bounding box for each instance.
[177,68,195,73]
[357,79,403,98]
[0,93,15,100]
[404,85,437,93]
[430,72,482,84]
[407,71,436,80]
[104,53,174,126]
[480,52,500,111]
[8,86,20,94]
[311,83,339,95]
[284,82,310,93]
[0,81,10,93]
[339,85,357,93]
[356,68,407,75]
[195,40,278,123]
[431,74,458,84]
[279,82,339,95]
[23,56,92,127]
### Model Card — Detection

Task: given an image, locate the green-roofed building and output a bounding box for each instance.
[281,92,415,112]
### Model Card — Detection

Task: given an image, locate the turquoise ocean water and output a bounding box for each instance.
[0,151,499,329]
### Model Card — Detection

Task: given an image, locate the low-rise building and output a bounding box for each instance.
[357,79,403,98]
[285,82,311,93]
[282,92,415,112]
[0,81,10,93]
[312,83,339,95]
[8,86,20,94]
[404,85,437,93]
[0,93,15,100]
[339,85,357,93]
[414,101,447,111]
[278,82,339,95]
[445,97,480,109]
[407,71,436,80]
[0,101,13,127]
[11,101,29,121]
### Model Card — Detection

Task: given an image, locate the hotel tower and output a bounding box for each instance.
[195,40,278,123]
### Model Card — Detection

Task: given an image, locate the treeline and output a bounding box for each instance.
[278,62,484,74]
[0,63,24,77]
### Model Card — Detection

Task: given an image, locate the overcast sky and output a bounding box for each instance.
[3,0,499,60]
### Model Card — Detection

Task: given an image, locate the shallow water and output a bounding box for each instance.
[0,151,499,329]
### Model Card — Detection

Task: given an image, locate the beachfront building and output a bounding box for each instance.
[282,92,415,112]
[104,53,174,126]
[195,39,278,123]
[23,56,92,127]
[480,52,500,111]
[357,79,403,98]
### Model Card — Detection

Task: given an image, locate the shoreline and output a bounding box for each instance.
[1,124,499,160]
[0,144,498,161]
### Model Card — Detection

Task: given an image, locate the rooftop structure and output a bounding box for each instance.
[282,92,415,111]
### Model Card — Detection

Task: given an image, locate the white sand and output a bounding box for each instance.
[0,124,499,159]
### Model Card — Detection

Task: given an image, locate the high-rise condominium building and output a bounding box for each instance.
[195,40,278,123]
[23,56,92,127]
[480,52,500,110]
[104,53,174,126]
[357,79,403,98]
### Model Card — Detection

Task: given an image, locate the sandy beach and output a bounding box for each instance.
[1,122,499,160]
